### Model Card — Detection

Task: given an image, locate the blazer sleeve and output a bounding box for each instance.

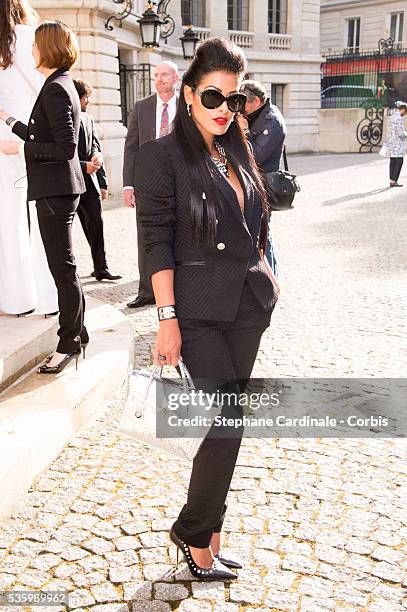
[89,116,99,159]
[92,118,108,188]
[134,140,176,278]
[14,82,77,161]
[122,103,140,187]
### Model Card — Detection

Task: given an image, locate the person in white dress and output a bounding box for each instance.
[384,101,407,187]
[0,0,58,316]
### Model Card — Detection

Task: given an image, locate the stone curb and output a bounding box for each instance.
[0,297,134,520]
[0,314,58,394]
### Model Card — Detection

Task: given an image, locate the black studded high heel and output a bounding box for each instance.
[169,526,237,581]
[38,350,80,374]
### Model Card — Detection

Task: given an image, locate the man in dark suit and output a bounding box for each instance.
[240,80,287,275]
[123,61,180,308]
[74,80,121,281]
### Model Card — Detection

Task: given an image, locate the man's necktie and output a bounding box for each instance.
[159,102,169,137]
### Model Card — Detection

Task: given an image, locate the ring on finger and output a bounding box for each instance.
[158,354,166,362]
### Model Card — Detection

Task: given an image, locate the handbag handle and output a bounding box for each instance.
[152,359,195,392]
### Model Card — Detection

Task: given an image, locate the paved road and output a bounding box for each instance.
[0,154,406,611]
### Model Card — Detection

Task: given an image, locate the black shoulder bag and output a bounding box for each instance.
[265,147,301,211]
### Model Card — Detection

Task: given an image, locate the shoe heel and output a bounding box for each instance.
[75,354,79,371]
[176,547,180,569]
[82,345,86,360]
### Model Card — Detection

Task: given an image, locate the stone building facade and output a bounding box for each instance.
[321,0,406,55]
[33,0,321,191]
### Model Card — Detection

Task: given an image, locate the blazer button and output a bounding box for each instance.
[30,119,35,124]
[217,242,225,251]
[30,134,35,140]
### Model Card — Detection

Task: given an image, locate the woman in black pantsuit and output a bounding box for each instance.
[0,21,88,373]
[135,38,279,581]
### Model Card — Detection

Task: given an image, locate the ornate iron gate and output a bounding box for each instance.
[356,106,385,152]
[119,63,152,127]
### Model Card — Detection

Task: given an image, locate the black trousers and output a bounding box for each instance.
[172,283,271,548]
[77,191,108,275]
[136,209,153,300]
[390,157,404,182]
[36,195,88,354]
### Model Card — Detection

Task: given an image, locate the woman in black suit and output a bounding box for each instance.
[0,21,91,373]
[135,38,279,581]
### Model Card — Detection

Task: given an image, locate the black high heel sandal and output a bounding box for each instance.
[38,350,80,374]
[169,527,237,581]
[44,311,59,319]
[215,552,242,569]
[81,342,88,359]
[16,309,35,318]
[43,341,87,366]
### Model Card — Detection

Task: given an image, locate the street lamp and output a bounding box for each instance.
[138,2,163,48]
[180,25,200,60]
[105,0,175,48]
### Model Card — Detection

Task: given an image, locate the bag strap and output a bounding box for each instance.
[283,146,289,172]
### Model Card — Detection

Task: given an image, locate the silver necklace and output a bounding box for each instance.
[211,139,229,178]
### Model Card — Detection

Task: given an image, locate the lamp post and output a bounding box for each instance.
[377,37,394,107]
[180,25,200,60]
[356,36,395,153]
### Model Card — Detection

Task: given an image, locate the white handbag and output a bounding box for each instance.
[119,361,220,462]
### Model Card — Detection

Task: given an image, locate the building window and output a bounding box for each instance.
[268,0,287,34]
[389,12,404,44]
[181,0,206,28]
[271,84,285,110]
[345,18,361,53]
[228,0,249,31]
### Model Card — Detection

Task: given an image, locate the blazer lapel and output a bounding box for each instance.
[218,153,255,238]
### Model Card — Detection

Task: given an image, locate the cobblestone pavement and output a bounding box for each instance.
[1,154,407,611]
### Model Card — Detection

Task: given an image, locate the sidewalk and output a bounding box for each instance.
[0,153,406,611]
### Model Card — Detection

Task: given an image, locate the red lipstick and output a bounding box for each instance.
[214,118,227,126]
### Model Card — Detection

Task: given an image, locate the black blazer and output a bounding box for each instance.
[134,132,278,322]
[12,67,85,201]
[78,112,108,196]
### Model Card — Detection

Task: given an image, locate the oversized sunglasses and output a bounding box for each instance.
[192,87,247,113]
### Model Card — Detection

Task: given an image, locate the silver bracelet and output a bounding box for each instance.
[5,116,16,127]
[157,305,177,321]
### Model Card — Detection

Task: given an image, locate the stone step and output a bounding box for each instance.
[0,297,133,520]
[0,313,58,393]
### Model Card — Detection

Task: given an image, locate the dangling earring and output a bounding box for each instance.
[187,104,192,117]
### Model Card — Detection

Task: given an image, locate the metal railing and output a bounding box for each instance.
[321,46,407,109]
[119,63,151,127]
